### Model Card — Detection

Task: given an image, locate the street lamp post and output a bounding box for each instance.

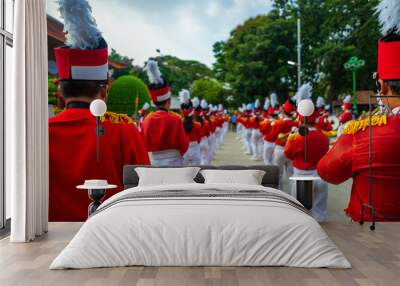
[297,11,302,89]
[344,56,365,116]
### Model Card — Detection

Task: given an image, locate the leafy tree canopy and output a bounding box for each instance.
[214,0,380,102]
[139,55,215,96]
[191,78,228,106]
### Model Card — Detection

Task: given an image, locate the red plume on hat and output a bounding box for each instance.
[377,0,400,80]
[55,0,108,81]
[283,100,296,115]
[144,59,171,104]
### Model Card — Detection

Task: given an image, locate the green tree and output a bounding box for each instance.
[191,78,227,105]
[107,75,150,116]
[217,14,297,103]
[138,55,215,96]
[212,41,227,80]
[214,0,380,102]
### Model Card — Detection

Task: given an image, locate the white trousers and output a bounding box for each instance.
[236,123,243,139]
[223,122,229,135]
[251,129,263,160]
[263,141,275,165]
[215,127,223,148]
[200,137,210,165]
[183,142,201,166]
[149,150,184,166]
[272,145,294,188]
[245,128,253,155]
[209,133,217,161]
[290,168,328,223]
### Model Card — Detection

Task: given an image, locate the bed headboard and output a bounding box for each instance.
[123,165,280,189]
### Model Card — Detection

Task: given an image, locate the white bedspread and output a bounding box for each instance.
[50,183,351,269]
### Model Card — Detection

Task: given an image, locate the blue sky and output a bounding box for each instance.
[47,0,273,67]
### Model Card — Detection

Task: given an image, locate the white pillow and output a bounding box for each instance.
[136,167,201,186]
[200,169,266,185]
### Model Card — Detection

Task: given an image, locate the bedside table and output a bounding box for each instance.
[289,176,320,210]
[77,180,117,216]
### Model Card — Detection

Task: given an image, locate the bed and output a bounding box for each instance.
[50,165,350,269]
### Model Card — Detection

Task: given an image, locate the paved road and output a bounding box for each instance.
[212,131,352,222]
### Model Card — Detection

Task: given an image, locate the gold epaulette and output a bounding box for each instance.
[342,115,387,135]
[287,133,300,142]
[101,112,134,124]
[169,111,181,118]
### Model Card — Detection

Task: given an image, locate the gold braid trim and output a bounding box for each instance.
[342,115,387,135]
[287,133,300,142]
[101,112,134,124]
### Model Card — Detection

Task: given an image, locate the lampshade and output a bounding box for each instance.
[297,99,315,117]
[90,99,107,117]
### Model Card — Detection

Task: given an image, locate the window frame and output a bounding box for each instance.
[0,0,13,231]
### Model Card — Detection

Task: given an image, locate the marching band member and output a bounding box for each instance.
[236,104,246,140]
[315,103,333,133]
[285,100,330,222]
[193,98,210,165]
[271,95,298,187]
[250,99,263,160]
[222,108,230,136]
[201,99,214,164]
[339,95,354,124]
[49,0,149,221]
[218,104,228,145]
[263,93,280,165]
[259,98,273,164]
[318,0,400,222]
[179,90,202,166]
[243,104,254,155]
[337,95,354,137]
[141,59,189,166]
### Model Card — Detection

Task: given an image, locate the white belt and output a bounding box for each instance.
[149,149,181,161]
[293,167,318,177]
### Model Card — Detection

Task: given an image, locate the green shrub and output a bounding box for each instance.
[108,75,150,116]
[48,76,58,105]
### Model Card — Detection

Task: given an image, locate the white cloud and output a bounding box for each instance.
[47,0,273,67]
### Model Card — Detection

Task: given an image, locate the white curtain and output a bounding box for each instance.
[6,0,48,242]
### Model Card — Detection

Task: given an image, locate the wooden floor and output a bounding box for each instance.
[1,222,400,286]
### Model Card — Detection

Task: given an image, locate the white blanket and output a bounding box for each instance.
[50,183,350,269]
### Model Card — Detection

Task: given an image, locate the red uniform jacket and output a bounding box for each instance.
[49,108,150,222]
[265,119,298,146]
[259,119,271,136]
[339,111,353,124]
[142,110,189,155]
[285,129,329,170]
[202,119,211,137]
[240,116,252,129]
[185,120,203,143]
[249,116,261,129]
[209,117,217,133]
[317,114,400,221]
